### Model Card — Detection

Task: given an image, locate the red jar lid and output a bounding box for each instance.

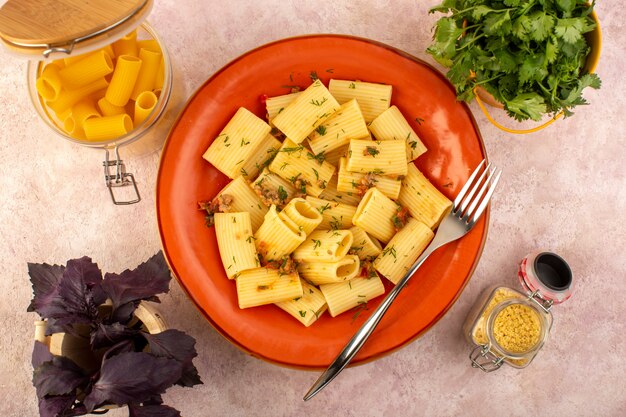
[518,251,573,305]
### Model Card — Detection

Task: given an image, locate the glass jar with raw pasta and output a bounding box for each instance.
[0,0,174,204]
[463,251,573,372]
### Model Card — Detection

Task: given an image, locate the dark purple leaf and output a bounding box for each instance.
[65,257,106,305]
[110,301,138,324]
[129,404,181,417]
[177,362,203,387]
[57,262,101,323]
[102,339,135,362]
[143,329,202,387]
[38,394,75,417]
[91,322,138,350]
[102,252,171,309]
[83,352,182,412]
[33,356,87,399]
[32,341,53,368]
[43,318,75,337]
[143,330,197,363]
[27,262,66,317]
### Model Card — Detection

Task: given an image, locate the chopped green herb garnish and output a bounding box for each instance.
[312,239,322,249]
[310,97,328,107]
[315,125,327,136]
[348,82,356,89]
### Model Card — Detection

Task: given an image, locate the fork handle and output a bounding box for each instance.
[303,239,444,401]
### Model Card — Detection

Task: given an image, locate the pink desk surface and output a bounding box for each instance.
[0,0,623,416]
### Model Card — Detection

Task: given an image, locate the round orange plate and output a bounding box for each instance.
[157,35,488,369]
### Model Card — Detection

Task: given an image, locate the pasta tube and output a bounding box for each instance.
[293,229,353,263]
[397,164,452,229]
[323,144,349,167]
[47,78,109,116]
[134,91,158,126]
[320,276,385,317]
[202,107,272,179]
[83,114,133,141]
[275,280,327,327]
[239,134,281,180]
[308,99,370,155]
[374,218,434,284]
[130,48,162,100]
[352,187,398,244]
[217,176,268,231]
[279,198,323,236]
[336,157,401,200]
[236,268,302,309]
[348,226,383,260]
[346,139,407,177]
[254,205,305,261]
[112,30,138,57]
[251,168,297,208]
[328,79,392,122]
[272,79,340,144]
[36,63,62,102]
[305,196,357,230]
[268,138,336,197]
[97,97,126,117]
[266,92,302,121]
[105,55,142,106]
[318,174,361,206]
[59,50,114,89]
[298,255,360,285]
[214,212,259,279]
[369,105,427,161]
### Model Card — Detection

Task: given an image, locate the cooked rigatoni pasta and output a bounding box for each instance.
[348,226,383,260]
[214,212,259,279]
[112,30,138,57]
[279,198,323,236]
[36,63,62,101]
[346,139,407,177]
[217,176,268,231]
[203,107,272,179]
[328,79,392,122]
[352,187,398,244]
[268,139,335,197]
[105,55,142,107]
[83,114,133,141]
[134,91,158,125]
[308,99,370,155]
[130,48,162,100]
[275,280,327,327]
[47,78,109,116]
[306,196,357,230]
[235,268,302,309]
[368,105,427,161]
[239,134,281,180]
[298,255,360,285]
[271,79,340,143]
[323,144,348,167]
[336,157,402,200]
[320,275,385,317]
[398,163,452,229]
[293,229,353,263]
[59,50,114,89]
[251,168,297,208]
[374,218,434,284]
[97,97,126,117]
[255,205,306,261]
[266,92,302,121]
[319,174,361,206]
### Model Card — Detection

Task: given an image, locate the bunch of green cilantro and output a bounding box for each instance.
[427,0,601,121]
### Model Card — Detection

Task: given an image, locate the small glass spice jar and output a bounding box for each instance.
[463,251,572,372]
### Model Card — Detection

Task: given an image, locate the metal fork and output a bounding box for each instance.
[303,159,502,401]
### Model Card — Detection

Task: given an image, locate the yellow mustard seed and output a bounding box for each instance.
[493,304,542,353]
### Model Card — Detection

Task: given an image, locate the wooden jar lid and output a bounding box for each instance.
[0,0,152,58]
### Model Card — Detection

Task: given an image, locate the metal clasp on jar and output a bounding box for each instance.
[470,344,504,372]
[103,147,141,205]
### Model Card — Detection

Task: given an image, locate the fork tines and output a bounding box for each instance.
[452,159,502,226]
